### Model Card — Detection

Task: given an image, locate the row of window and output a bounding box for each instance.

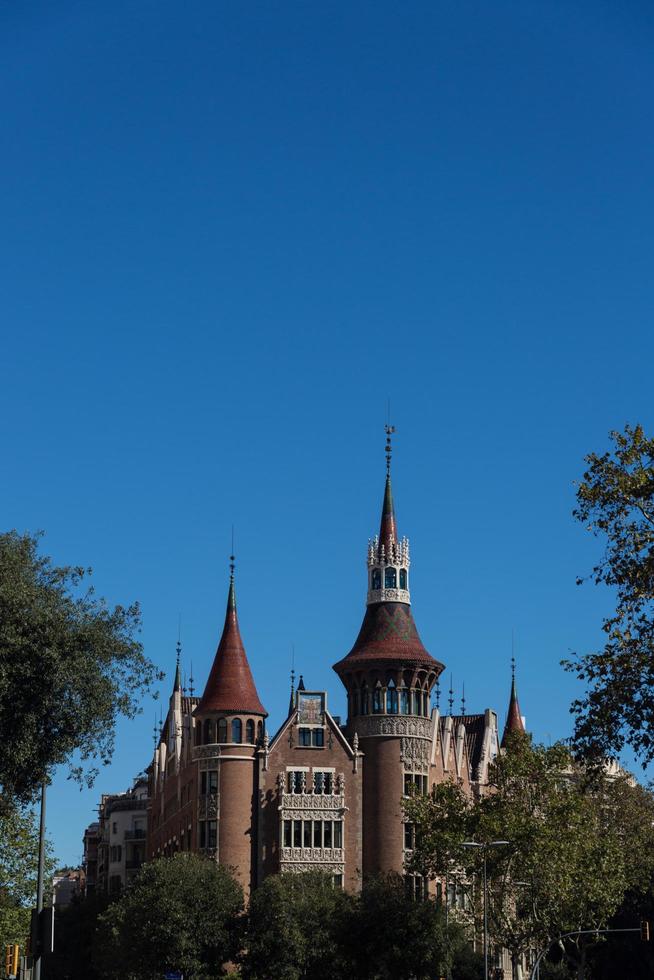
[353,685,430,717]
[283,819,344,849]
[370,567,408,590]
[197,718,263,746]
[287,770,334,794]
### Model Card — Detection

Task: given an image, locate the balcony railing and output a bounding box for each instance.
[124,829,146,841]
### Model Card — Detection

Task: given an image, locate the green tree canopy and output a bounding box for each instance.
[563,424,654,765]
[0,804,55,952]
[0,530,161,804]
[242,870,354,980]
[405,735,654,979]
[96,854,243,980]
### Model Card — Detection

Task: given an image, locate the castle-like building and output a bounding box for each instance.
[147,435,525,894]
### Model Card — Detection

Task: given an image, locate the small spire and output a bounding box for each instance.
[297,674,306,692]
[152,714,158,748]
[288,651,296,716]
[188,661,195,698]
[228,551,236,610]
[461,682,466,716]
[380,424,398,548]
[174,628,182,693]
[448,674,454,716]
[501,655,526,747]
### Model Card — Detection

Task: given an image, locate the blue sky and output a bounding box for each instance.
[2,1,653,866]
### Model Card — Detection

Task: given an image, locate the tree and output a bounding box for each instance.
[242,870,354,980]
[563,424,654,766]
[0,804,56,952]
[347,873,454,980]
[405,735,654,980]
[0,531,161,805]
[95,854,243,979]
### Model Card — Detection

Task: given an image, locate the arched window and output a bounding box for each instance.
[399,688,410,715]
[387,679,398,714]
[231,718,242,743]
[385,567,397,589]
[218,718,227,743]
[362,686,370,715]
[257,720,263,742]
[400,568,407,590]
[373,685,383,714]
[246,719,255,744]
[203,719,212,744]
[422,691,428,716]
[411,690,421,715]
[372,568,381,590]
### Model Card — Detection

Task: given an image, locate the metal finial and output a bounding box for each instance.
[158,706,163,736]
[461,682,466,715]
[448,674,454,716]
[511,655,516,681]
[153,714,158,748]
[384,422,396,476]
[188,661,195,698]
[182,671,187,696]
[435,677,441,710]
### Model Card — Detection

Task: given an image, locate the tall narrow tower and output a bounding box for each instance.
[501,658,526,747]
[193,558,267,894]
[333,429,444,875]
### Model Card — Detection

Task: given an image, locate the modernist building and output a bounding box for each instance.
[147,437,524,895]
[87,777,149,895]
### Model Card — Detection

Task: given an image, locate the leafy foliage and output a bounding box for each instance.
[96,853,243,979]
[563,424,654,765]
[0,531,162,804]
[405,734,654,975]
[0,803,56,952]
[242,870,353,980]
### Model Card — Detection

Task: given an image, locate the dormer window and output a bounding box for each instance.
[400,568,407,589]
[371,568,381,590]
[385,567,397,589]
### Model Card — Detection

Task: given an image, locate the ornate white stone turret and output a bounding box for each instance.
[366,533,411,605]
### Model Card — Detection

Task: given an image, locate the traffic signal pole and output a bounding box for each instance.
[33,780,47,980]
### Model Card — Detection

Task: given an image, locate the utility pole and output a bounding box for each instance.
[33,780,47,980]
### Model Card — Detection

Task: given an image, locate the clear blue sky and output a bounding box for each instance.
[2,1,653,866]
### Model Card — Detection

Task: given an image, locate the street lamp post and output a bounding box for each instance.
[462,840,510,980]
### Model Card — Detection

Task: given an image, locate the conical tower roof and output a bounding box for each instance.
[333,434,443,676]
[195,568,266,716]
[501,662,525,747]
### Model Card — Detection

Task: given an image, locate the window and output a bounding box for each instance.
[110,845,122,863]
[385,567,397,589]
[289,771,305,794]
[303,821,312,847]
[399,689,410,714]
[313,821,322,847]
[334,821,343,848]
[313,771,333,794]
[284,820,292,847]
[299,728,312,746]
[361,687,370,714]
[400,568,407,589]
[404,773,428,796]
[373,687,383,713]
[323,821,333,848]
[312,728,324,747]
[293,820,302,847]
[332,874,344,889]
[201,770,218,795]
[404,823,415,850]
[231,718,242,743]
[257,720,263,741]
[246,719,255,744]
[371,568,381,590]
[207,820,217,849]
[112,822,117,834]
[387,681,398,714]
[282,819,344,851]
[203,719,213,744]
[218,719,227,743]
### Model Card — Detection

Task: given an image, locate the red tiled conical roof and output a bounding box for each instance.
[195,576,266,716]
[501,674,525,747]
[333,601,443,673]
